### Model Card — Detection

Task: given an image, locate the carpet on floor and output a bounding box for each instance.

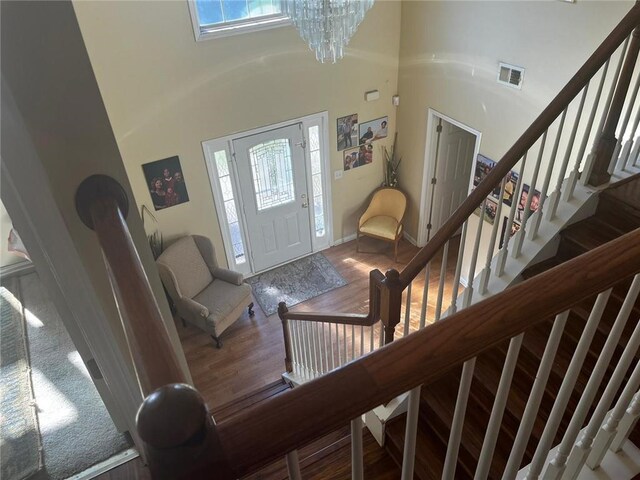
[247,253,347,316]
[5,273,130,480]
[0,278,42,480]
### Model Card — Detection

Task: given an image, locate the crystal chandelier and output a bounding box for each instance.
[281,0,375,64]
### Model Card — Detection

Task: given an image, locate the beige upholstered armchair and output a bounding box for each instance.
[157,235,253,348]
[357,187,408,261]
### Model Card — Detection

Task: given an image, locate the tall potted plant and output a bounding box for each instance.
[382,132,401,188]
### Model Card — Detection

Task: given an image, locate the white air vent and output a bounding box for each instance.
[498,62,525,89]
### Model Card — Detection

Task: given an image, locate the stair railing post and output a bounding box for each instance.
[278,302,294,373]
[137,383,234,480]
[589,27,640,186]
[380,269,402,344]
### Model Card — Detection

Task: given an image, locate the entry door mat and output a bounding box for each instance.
[247,253,347,316]
[0,278,42,480]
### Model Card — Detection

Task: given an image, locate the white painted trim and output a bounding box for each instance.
[403,231,418,247]
[332,233,358,246]
[1,79,143,445]
[0,259,34,279]
[67,448,139,480]
[203,112,333,275]
[186,0,291,42]
[417,109,482,247]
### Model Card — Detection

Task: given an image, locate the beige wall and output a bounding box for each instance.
[397,0,633,240]
[1,0,191,394]
[73,0,401,265]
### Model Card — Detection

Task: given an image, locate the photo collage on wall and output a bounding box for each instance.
[337,114,388,171]
[142,155,190,211]
[471,153,541,233]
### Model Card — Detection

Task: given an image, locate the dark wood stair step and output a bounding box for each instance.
[213,378,291,423]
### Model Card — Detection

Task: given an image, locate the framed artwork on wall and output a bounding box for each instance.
[499,216,521,249]
[142,155,190,211]
[358,116,388,145]
[337,113,358,151]
[343,144,374,171]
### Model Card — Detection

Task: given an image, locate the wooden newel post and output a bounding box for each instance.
[589,27,640,186]
[278,302,294,373]
[379,269,403,345]
[137,383,234,480]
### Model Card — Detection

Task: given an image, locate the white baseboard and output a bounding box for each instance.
[332,233,357,246]
[0,260,34,279]
[403,231,418,246]
[67,448,139,480]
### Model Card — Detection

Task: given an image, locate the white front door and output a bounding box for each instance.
[233,123,312,272]
[429,119,477,235]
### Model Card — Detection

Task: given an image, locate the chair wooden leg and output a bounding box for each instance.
[181,318,187,328]
[211,335,222,349]
[356,231,360,252]
[394,237,399,262]
[248,302,255,317]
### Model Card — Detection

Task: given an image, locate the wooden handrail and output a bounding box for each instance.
[214,227,640,478]
[281,269,385,326]
[75,175,188,395]
[399,4,640,287]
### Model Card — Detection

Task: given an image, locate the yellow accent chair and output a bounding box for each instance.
[356,187,408,261]
[156,235,254,348]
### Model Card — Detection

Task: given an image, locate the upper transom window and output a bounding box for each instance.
[188,0,290,41]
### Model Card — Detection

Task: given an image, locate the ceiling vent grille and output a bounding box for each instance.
[498,62,525,89]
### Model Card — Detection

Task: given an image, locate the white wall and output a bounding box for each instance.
[73,0,402,265]
[397,0,634,241]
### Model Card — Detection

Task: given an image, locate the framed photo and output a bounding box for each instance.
[473,154,496,189]
[337,114,358,151]
[358,116,388,145]
[499,216,521,249]
[515,183,541,222]
[343,144,373,171]
[473,197,498,225]
[142,155,190,211]
[494,169,519,207]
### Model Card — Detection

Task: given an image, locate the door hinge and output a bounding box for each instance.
[436,124,443,133]
[431,178,437,185]
[427,223,432,230]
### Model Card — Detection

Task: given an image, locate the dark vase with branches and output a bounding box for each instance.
[382,132,401,188]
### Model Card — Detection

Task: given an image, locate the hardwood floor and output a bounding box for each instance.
[96,236,460,479]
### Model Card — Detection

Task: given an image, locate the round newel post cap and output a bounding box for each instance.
[385,268,401,283]
[75,174,129,229]
[137,383,209,448]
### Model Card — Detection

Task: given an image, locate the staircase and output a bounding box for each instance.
[383,177,640,479]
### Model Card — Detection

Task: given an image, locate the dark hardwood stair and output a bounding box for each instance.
[384,175,640,479]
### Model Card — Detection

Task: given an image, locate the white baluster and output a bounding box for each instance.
[303,321,312,378]
[329,321,335,370]
[514,132,547,258]
[610,389,640,452]
[475,334,524,480]
[419,263,431,329]
[285,450,302,480]
[544,276,640,479]
[351,324,355,361]
[621,106,640,170]
[613,68,640,172]
[526,289,612,479]
[566,60,609,198]
[552,84,589,208]
[449,221,468,315]
[531,110,567,239]
[343,324,347,365]
[566,302,640,477]
[497,154,527,276]
[336,323,342,366]
[479,179,506,294]
[379,322,384,348]
[404,281,412,336]
[443,358,476,480]
[311,322,319,375]
[401,386,422,480]
[434,241,450,321]
[369,323,374,353]
[360,325,364,357]
[582,36,630,184]
[502,311,569,479]
[462,199,487,306]
[290,320,300,372]
[351,416,364,480]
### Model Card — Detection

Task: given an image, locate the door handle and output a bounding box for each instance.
[301,193,308,208]
[302,202,309,208]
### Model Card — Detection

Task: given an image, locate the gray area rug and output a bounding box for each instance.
[4,273,130,480]
[1,278,42,480]
[247,253,347,316]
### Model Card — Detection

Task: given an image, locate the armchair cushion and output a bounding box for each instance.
[157,236,213,298]
[194,279,252,331]
[360,216,402,240]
